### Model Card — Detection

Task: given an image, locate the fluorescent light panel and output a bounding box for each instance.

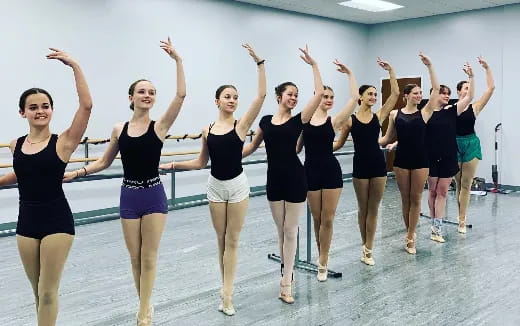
[338,0,403,12]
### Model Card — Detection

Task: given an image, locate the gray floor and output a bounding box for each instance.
[1,178,519,326]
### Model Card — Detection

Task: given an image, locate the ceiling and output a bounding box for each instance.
[233,0,520,24]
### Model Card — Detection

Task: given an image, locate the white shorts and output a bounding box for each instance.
[207,172,250,203]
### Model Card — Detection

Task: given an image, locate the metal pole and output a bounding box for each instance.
[306,204,311,263]
[84,138,89,166]
[171,169,176,208]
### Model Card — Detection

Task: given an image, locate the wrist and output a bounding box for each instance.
[256,59,265,66]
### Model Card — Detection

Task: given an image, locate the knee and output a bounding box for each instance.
[436,188,448,199]
[141,256,157,272]
[38,290,57,306]
[461,177,473,190]
[283,227,298,241]
[130,256,141,269]
[321,216,334,230]
[225,234,240,250]
[409,193,422,206]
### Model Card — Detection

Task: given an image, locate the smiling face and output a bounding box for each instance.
[319,88,334,111]
[404,86,423,105]
[457,82,469,99]
[360,87,377,107]
[438,86,451,106]
[129,80,156,111]
[20,93,53,127]
[279,85,298,110]
[215,87,239,113]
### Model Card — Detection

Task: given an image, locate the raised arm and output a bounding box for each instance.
[296,133,304,154]
[48,49,93,162]
[455,63,475,115]
[419,53,438,122]
[155,37,186,140]
[299,45,324,124]
[63,124,121,182]
[160,129,210,171]
[333,119,352,152]
[376,58,399,122]
[236,44,267,139]
[331,59,359,130]
[242,128,264,158]
[472,57,494,115]
[378,110,397,147]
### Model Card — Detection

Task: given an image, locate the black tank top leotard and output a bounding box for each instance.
[351,113,387,179]
[119,121,163,187]
[259,113,307,202]
[456,104,476,136]
[302,117,343,191]
[393,109,429,169]
[13,134,75,239]
[207,120,244,180]
[426,105,459,178]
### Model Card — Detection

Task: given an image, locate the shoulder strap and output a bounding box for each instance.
[122,121,130,135]
[208,122,215,132]
[14,136,26,153]
[233,120,238,128]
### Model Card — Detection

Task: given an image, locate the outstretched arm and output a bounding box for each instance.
[376,58,399,122]
[473,56,495,115]
[419,52,438,122]
[456,63,475,115]
[63,124,121,182]
[333,119,352,151]
[156,37,186,140]
[236,44,267,139]
[242,128,264,158]
[331,59,359,130]
[160,129,210,171]
[50,49,93,162]
[0,172,17,186]
[299,45,324,124]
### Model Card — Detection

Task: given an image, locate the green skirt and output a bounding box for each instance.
[456,133,482,163]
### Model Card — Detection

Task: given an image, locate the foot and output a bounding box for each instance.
[361,245,375,266]
[279,281,295,304]
[317,260,328,282]
[431,226,446,243]
[405,237,416,254]
[136,305,153,326]
[221,295,235,316]
[458,219,467,234]
[218,289,223,312]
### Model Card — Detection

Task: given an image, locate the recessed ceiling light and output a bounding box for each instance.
[338,0,404,12]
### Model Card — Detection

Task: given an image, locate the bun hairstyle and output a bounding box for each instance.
[19,88,54,113]
[403,83,420,103]
[358,84,376,105]
[274,82,298,103]
[128,79,150,111]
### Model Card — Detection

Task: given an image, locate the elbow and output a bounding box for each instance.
[176,92,186,99]
[489,85,496,93]
[391,88,400,97]
[315,89,325,98]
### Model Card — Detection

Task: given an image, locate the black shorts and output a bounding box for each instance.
[305,157,343,191]
[266,166,307,203]
[16,196,75,240]
[429,156,459,178]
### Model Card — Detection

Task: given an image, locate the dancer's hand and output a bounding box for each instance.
[377,57,393,71]
[159,162,174,170]
[333,59,352,74]
[160,37,182,61]
[63,171,77,183]
[386,142,397,151]
[477,56,489,69]
[46,48,78,67]
[463,62,474,77]
[242,43,263,64]
[299,44,316,66]
[419,52,432,66]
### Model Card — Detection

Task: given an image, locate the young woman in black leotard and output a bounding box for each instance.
[426,63,474,243]
[454,57,494,234]
[65,37,185,325]
[0,49,92,325]
[379,53,441,254]
[243,45,323,303]
[334,58,399,265]
[160,44,266,316]
[295,59,358,280]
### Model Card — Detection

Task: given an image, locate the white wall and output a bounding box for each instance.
[366,4,519,186]
[0,0,365,224]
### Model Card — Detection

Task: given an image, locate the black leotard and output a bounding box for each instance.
[259,113,307,202]
[426,105,459,178]
[207,120,244,180]
[351,113,387,179]
[393,109,429,169]
[456,104,476,136]
[302,117,342,191]
[13,134,75,239]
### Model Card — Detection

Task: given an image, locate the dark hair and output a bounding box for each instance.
[128,79,150,111]
[274,82,298,103]
[19,88,54,113]
[358,84,376,105]
[429,84,451,95]
[324,85,334,92]
[403,84,420,103]
[457,80,468,92]
[215,85,237,99]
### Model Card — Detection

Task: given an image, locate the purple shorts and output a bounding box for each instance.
[120,183,168,219]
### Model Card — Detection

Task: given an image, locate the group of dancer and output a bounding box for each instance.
[0,37,494,325]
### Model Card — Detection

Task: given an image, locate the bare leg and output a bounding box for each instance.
[428,177,439,218]
[306,190,322,256]
[280,201,305,286]
[394,167,412,230]
[408,168,429,240]
[317,188,342,267]
[209,202,228,284]
[17,236,41,314]
[364,177,387,251]
[456,158,479,223]
[353,178,369,245]
[121,218,142,296]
